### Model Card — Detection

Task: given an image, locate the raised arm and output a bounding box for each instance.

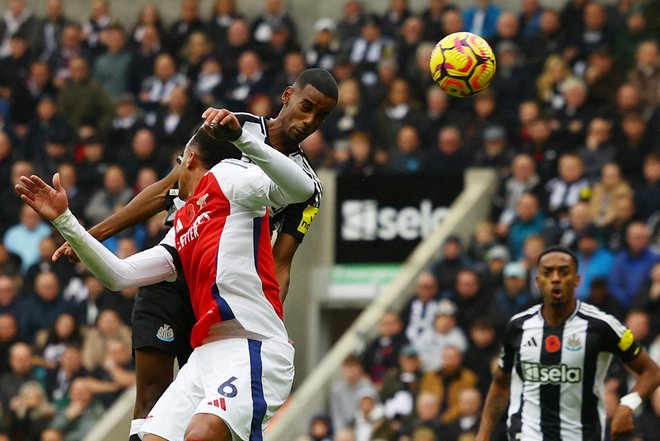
[610,350,660,439]
[476,367,511,441]
[202,108,315,204]
[53,166,179,262]
[16,174,177,291]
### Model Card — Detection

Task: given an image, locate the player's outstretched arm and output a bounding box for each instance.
[476,367,511,441]
[611,350,660,439]
[53,166,179,262]
[17,174,177,291]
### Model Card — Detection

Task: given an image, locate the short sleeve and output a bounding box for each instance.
[600,316,642,363]
[498,321,519,373]
[272,197,320,244]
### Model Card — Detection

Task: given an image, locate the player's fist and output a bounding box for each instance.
[201,107,242,141]
[610,404,634,440]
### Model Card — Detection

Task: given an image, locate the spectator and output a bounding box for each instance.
[49,378,104,441]
[55,56,114,135]
[334,131,380,177]
[206,0,242,51]
[461,0,501,39]
[442,387,482,440]
[179,30,213,85]
[401,272,440,343]
[578,117,617,183]
[420,86,470,147]
[0,275,21,316]
[44,344,88,408]
[118,128,169,186]
[83,165,133,227]
[464,89,506,155]
[491,262,532,328]
[630,261,660,335]
[0,0,37,59]
[56,163,89,218]
[33,0,72,61]
[33,134,72,180]
[407,391,442,434]
[322,78,371,152]
[81,0,112,57]
[542,201,592,250]
[615,111,650,183]
[361,311,407,386]
[467,220,497,265]
[450,269,493,332]
[6,380,54,441]
[306,18,340,72]
[2,205,51,273]
[0,314,19,375]
[350,388,390,441]
[308,414,333,441]
[494,153,545,229]
[502,192,545,260]
[567,2,615,74]
[336,0,365,43]
[92,22,132,98]
[19,272,73,344]
[0,342,46,410]
[583,47,623,112]
[608,222,660,306]
[633,152,660,221]
[472,124,515,177]
[223,50,272,112]
[126,23,161,96]
[22,96,71,164]
[81,309,131,371]
[85,336,135,407]
[138,53,188,118]
[48,22,91,90]
[23,236,76,296]
[535,54,575,113]
[251,0,298,46]
[344,15,395,92]
[550,77,595,147]
[521,117,563,184]
[430,235,471,293]
[192,56,226,107]
[462,318,499,398]
[34,313,84,369]
[589,162,633,227]
[423,125,472,175]
[627,40,660,115]
[386,125,424,174]
[414,299,468,372]
[480,245,510,291]
[379,344,422,425]
[330,355,375,432]
[544,153,590,221]
[419,346,478,423]
[523,9,567,78]
[614,10,654,73]
[40,428,63,441]
[601,194,636,252]
[167,0,204,54]
[575,227,614,300]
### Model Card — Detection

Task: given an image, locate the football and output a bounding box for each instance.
[429,32,496,98]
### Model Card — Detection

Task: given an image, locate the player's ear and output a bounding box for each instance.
[282,86,293,104]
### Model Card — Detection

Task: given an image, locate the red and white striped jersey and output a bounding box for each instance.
[161,159,291,347]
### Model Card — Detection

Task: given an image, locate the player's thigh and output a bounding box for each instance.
[131,279,195,363]
[139,353,205,441]
[193,338,295,441]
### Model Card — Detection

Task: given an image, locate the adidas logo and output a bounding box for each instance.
[523,337,538,348]
[207,398,226,411]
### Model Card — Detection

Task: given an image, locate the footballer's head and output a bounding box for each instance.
[279,68,338,144]
[177,127,241,200]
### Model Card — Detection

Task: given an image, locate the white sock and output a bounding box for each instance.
[130,419,146,436]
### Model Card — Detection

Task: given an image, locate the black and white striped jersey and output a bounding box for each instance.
[499,301,642,441]
[236,112,323,243]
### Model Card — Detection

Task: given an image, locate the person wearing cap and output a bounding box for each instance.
[473,124,514,176]
[492,262,532,329]
[480,244,510,291]
[379,343,423,426]
[414,299,468,372]
[307,18,340,71]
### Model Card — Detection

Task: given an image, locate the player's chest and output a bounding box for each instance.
[174,190,229,254]
[516,321,598,367]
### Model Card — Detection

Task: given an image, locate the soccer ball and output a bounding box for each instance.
[429,32,496,98]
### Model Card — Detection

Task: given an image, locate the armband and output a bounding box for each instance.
[619,392,642,411]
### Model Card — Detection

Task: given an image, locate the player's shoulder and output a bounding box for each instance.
[235,112,263,126]
[576,301,627,334]
[509,303,542,327]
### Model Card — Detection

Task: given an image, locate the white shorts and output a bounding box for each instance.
[140,338,294,441]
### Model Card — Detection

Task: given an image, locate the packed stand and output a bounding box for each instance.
[0,0,657,440]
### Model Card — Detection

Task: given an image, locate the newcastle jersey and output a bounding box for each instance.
[499,301,641,441]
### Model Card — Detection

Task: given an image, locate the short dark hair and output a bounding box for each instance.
[536,245,579,272]
[188,127,242,170]
[293,68,338,101]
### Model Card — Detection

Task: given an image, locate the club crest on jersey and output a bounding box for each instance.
[156,324,174,342]
[566,334,582,351]
[545,335,561,353]
[196,193,209,208]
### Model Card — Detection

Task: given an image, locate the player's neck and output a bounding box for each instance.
[541,299,577,327]
[266,119,298,154]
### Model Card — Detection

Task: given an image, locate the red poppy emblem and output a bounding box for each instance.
[545,335,561,353]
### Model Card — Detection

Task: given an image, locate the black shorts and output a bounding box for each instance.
[131,274,196,365]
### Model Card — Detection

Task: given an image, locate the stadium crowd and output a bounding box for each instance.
[0,0,657,440]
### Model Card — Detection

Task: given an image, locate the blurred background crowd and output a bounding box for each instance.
[0,0,657,440]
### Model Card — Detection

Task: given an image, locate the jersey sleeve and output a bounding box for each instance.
[599,314,642,363]
[498,320,519,373]
[272,194,320,243]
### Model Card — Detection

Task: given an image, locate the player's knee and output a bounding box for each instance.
[184,416,230,441]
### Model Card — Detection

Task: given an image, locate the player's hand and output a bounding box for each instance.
[15,173,69,222]
[53,242,80,263]
[201,107,242,141]
[610,404,634,440]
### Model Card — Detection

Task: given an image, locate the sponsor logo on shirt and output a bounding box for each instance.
[521,362,582,384]
[297,205,319,234]
[156,324,174,342]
